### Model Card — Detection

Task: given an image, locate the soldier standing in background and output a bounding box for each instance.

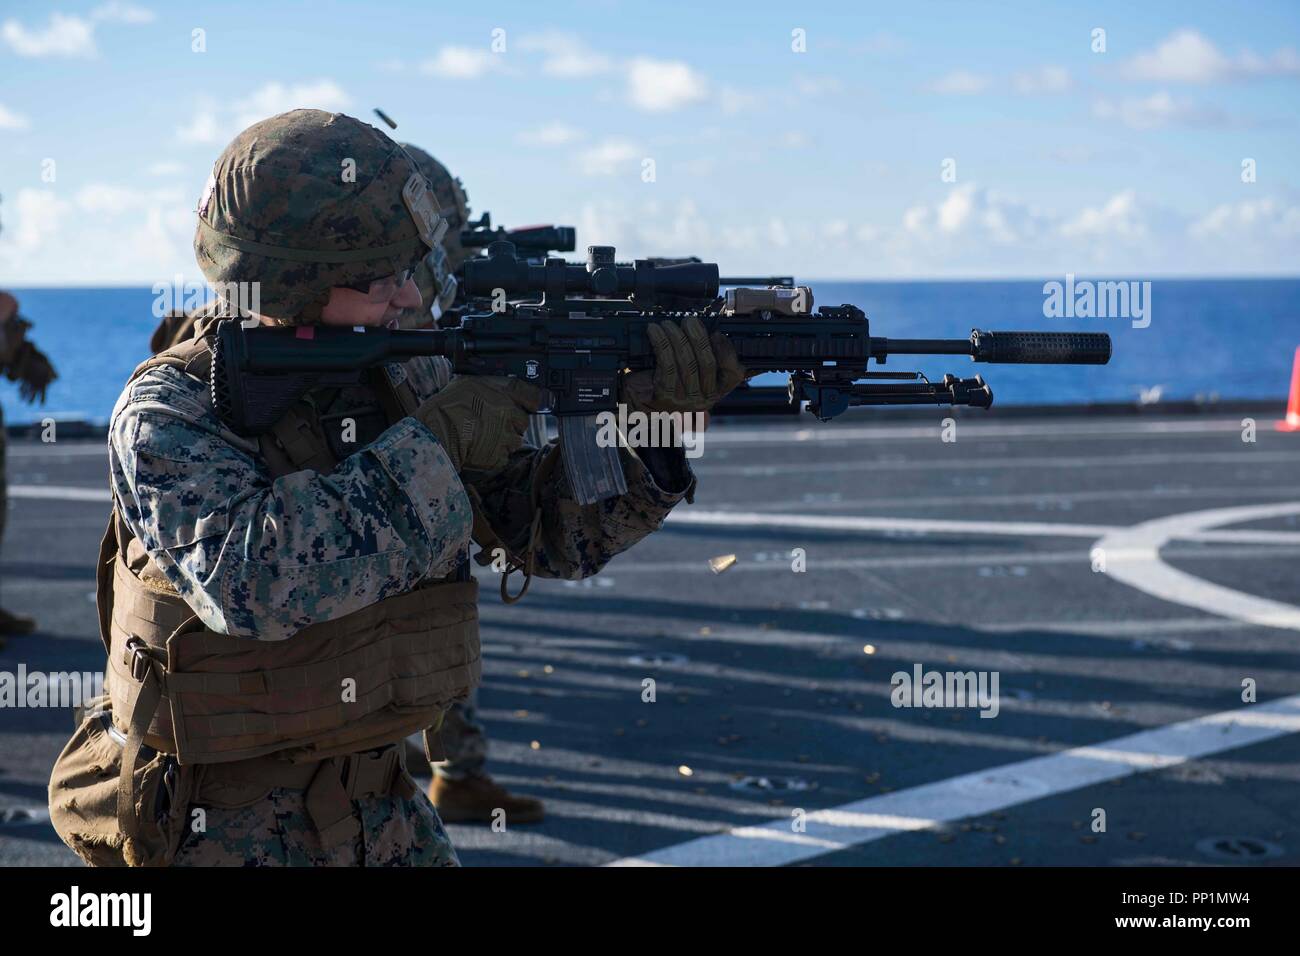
[0,197,59,644]
[397,143,545,825]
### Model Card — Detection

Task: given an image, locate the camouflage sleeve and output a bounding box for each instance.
[397,358,694,578]
[108,365,474,641]
[464,441,695,579]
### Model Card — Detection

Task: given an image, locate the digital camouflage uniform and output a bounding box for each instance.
[97,110,696,866]
[144,147,492,784]
[111,340,693,863]
[142,148,491,783]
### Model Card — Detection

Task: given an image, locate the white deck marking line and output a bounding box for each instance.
[668,509,1115,537]
[696,451,1300,478]
[1097,502,1300,631]
[703,418,1252,445]
[0,418,1252,458]
[609,694,1300,867]
[10,485,108,502]
[666,509,1300,545]
[7,443,106,457]
[736,483,1300,513]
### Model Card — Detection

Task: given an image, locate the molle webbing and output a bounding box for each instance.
[106,562,480,764]
[105,329,477,770]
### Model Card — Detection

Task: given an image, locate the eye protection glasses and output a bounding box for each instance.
[342,268,414,302]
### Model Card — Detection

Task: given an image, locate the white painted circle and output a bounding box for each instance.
[1094,502,1300,632]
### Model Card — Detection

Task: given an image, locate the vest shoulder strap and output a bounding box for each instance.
[129,332,213,388]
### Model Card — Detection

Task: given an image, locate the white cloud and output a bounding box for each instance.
[1011,66,1071,94]
[1121,28,1300,84]
[8,190,72,251]
[1,5,152,58]
[175,81,351,145]
[518,31,613,77]
[578,139,642,176]
[938,183,975,232]
[0,102,30,130]
[927,70,992,95]
[231,80,351,131]
[627,58,708,112]
[517,123,584,147]
[0,182,196,284]
[147,161,186,177]
[419,46,500,79]
[177,110,221,144]
[1190,198,1300,241]
[75,184,185,215]
[903,184,1052,246]
[91,2,155,24]
[2,13,96,57]
[902,204,930,235]
[1060,190,1146,240]
[1091,91,1230,130]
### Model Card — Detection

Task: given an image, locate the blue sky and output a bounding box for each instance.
[1,0,1298,283]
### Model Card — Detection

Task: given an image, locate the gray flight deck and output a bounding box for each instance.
[1,404,1297,866]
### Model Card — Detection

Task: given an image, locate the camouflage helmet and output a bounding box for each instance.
[194,110,446,323]
[400,143,471,271]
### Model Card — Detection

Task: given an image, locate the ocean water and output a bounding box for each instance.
[1,279,1296,426]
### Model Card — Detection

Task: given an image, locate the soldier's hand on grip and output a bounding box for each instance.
[622,316,746,415]
[415,375,546,474]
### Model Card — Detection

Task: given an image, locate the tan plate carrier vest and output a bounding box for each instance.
[98,327,481,855]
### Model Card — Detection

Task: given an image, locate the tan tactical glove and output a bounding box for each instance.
[7,340,57,405]
[415,376,546,473]
[622,315,747,415]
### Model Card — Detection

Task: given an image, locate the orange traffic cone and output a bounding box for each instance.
[1277,346,1300,432]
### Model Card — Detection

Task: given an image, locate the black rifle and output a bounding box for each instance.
[212,243,1111,503]
[459,211,576,257]
[604,256,793,290]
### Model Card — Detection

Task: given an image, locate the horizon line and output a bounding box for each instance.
[3,273,1300,290]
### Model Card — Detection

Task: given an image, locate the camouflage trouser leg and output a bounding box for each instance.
[433,689,488,780]
[171,788,459,867]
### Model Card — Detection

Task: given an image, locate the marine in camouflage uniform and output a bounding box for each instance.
[0,284,58,643]
[142,146,531,821]
[59,110,742,867]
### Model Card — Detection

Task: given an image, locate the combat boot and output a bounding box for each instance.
[429,773,545,824]
[0,607,35,636]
